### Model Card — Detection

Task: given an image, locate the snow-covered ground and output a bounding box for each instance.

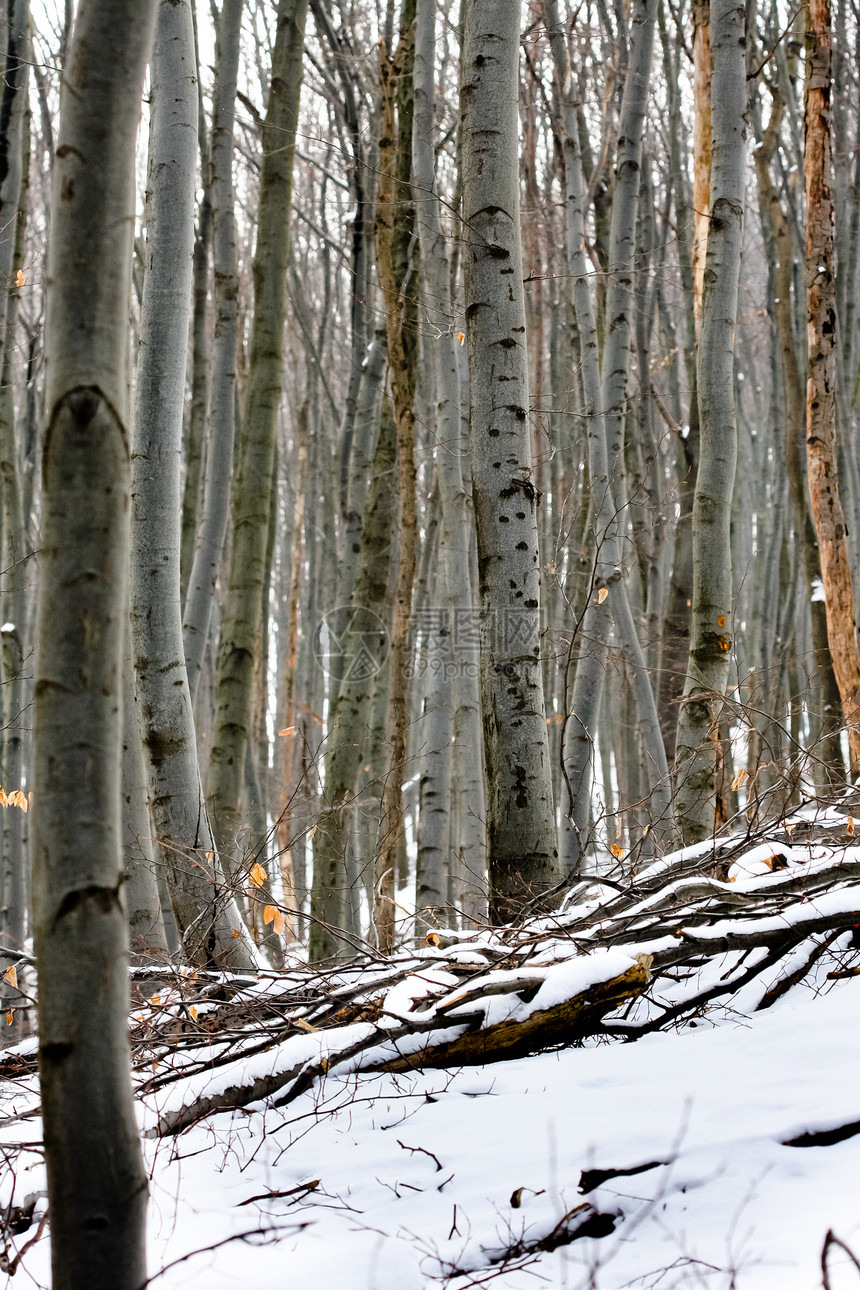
[3,960,859,1289]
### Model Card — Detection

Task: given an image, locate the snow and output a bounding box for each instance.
[3,879,860,1287]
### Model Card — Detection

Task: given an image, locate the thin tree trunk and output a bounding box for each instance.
[373,6,419,952]
[462,0,560,920]
[412,0,485,932]
[182,0,244,703]
[32,3,155,1283]
[674,0,746,841]
[206,0,310,873]
[804,0,860,767]
[309,395,397,961]
[180,0,214,597]
[691,0,711,333]
[131,0,253,969]
[121,643,169,960]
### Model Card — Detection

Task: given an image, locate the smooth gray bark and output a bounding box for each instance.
[309,395,397,961]
[182,0,244,703]
[546,0,670,871]
[32,3,155,1284]
[131,0,253,969]
[673,0,746,840]
[413,0,485,930]
[121,645,169,960]
[461,0,560,920]
[206,0,310,874]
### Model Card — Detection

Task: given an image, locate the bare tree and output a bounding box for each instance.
[461,0,560,919]
[674,0,747,842]
[32,2,156,1283]
[804,0,860,768]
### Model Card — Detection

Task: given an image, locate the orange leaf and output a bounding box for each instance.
[190,1006,198,1021]
[278,727,296,737]
[263,904,277,926]
[4,965,17,989]
[150,994,161,1006]
[457,331,465,345]
[273,909,285,936]
[232,929,240,939]
[847,817,855,836]
[15,269,25,287]
[596,587,608,604]
[610,843,624,858]
[249,862,267,888]
[5,1010,13,1026]
[0,789,7,807]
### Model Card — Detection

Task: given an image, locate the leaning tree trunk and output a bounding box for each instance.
[206,0,310,875]
[673,0,746,842]
[130,0,253,969]
[31,3,155,1285]
[461,0,560,920]
[804,0,860,769]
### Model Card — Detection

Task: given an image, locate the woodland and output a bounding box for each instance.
[1,0,860,1286]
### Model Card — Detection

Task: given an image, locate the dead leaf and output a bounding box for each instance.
[425,931,441,947]
[189,1006,198,1021]
[457,331,465,345]
[3,965,17,989]
[596,586,608,604]
[5,1010,13,1025]
[307,825,317,841]
[510,1187,524,1208]
[150,995,161,1007]
[249,862,267,888]
[610,843,624,858]
[847,817,855,836]
[293,1017,320,1034]
[731,768,749,792]
[15,269,25,287]
[278,727,295,737]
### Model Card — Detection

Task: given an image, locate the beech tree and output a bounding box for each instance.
[31,2,155,1283]
[674,0,747,842]
[461,0,560,919]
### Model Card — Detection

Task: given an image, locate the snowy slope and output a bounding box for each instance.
[3,965,859,1289]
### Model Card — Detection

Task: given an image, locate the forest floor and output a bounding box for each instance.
[2,812,860,1289]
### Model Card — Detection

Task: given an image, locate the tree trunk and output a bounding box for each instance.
[206,0,310,874]
[462,0,560,919]
[130,0,253,969]
[804,0,860,768]
[309,395,397,961]
[32,3,155,1283]
[691,0,711,333]
[673,0,746,842]
[182,0,244,704]
[373,5,419,952]
[411,0,485,932]
[179,1,214,598]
